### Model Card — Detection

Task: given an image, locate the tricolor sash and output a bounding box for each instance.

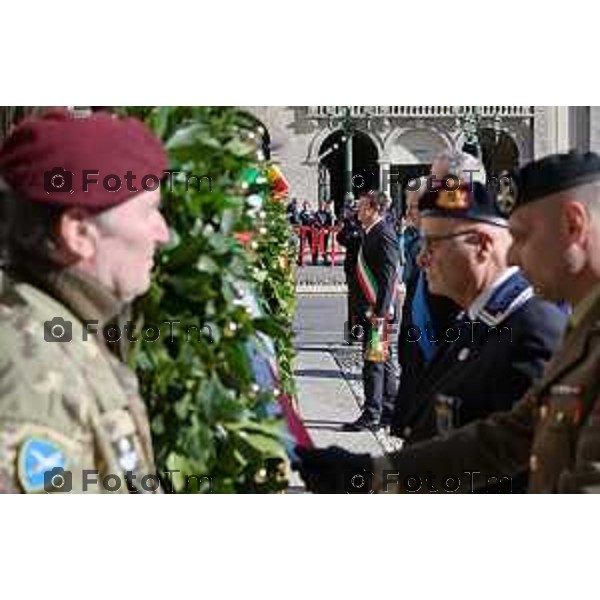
[356,246,400,319]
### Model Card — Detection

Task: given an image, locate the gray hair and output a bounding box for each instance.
[451,152,487,185]
[432,151,452,164]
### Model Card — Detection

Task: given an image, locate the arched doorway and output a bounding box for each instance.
[480,129,520,177]
[318,130,379,217]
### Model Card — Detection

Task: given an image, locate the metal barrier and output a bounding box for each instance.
[294,226,345,266]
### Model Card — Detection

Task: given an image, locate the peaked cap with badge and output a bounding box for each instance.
[345,151,600,493]
[418,179,512,226]
[393,176,568,450]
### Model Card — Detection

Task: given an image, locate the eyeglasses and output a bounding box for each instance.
[419,229,481,253]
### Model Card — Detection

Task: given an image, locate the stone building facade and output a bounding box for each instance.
[1,106,598,215]
[243,106,597,214]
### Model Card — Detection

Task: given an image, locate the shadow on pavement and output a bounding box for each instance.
[295,368,360,381]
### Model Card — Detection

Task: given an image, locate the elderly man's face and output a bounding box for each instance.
[417,216,482,305]
[507,199,567,301]
[92,189,170,302]
[431,156,450,179]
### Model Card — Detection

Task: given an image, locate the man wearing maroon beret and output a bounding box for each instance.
[0,110,170,493]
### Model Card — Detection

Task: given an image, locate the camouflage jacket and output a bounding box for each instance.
[0,268,158,493]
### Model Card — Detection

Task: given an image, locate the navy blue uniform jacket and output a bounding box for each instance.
[393,269,568,443]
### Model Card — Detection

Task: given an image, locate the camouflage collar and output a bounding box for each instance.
[42,267,123,328]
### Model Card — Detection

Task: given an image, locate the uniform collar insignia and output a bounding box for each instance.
[468,268,533,326]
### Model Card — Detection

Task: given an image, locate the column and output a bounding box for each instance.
[379,160,391,195]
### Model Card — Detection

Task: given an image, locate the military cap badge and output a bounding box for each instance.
[496,174,517,217]
[436,187,470,210]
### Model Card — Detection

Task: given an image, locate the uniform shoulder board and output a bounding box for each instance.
[477,270,533,327]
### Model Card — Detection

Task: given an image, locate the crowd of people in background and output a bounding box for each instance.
[290,151,572,464]
[297,146,600,495]
[287,197,336,264]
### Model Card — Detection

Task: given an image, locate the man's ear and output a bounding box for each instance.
[57,208,98,261]
[477,231,494,260]
[564,200,589,246]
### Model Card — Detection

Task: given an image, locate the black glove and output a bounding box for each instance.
[293,446,375,494]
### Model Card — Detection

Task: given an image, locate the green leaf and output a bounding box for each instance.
[121,106,296,493]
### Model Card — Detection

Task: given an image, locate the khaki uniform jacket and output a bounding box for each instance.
[385,286,600,493]
[0,269,157,493]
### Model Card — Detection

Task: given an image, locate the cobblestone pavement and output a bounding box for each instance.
[290,292,403,492]
[330,345,404,454]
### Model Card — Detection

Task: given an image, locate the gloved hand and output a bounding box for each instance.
[293,446,375,494]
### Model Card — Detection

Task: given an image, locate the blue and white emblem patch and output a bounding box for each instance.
[18,438,66,493]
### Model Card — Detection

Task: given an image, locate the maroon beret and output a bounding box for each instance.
[0,110,167,210]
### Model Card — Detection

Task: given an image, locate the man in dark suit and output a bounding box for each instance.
[297,152,600,494]
[343,191,400,431]
[392,181,567,446]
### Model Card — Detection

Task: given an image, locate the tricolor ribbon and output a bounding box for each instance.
[356,246,400,319]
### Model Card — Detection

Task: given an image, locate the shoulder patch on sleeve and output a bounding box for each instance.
[17,436,67,493]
